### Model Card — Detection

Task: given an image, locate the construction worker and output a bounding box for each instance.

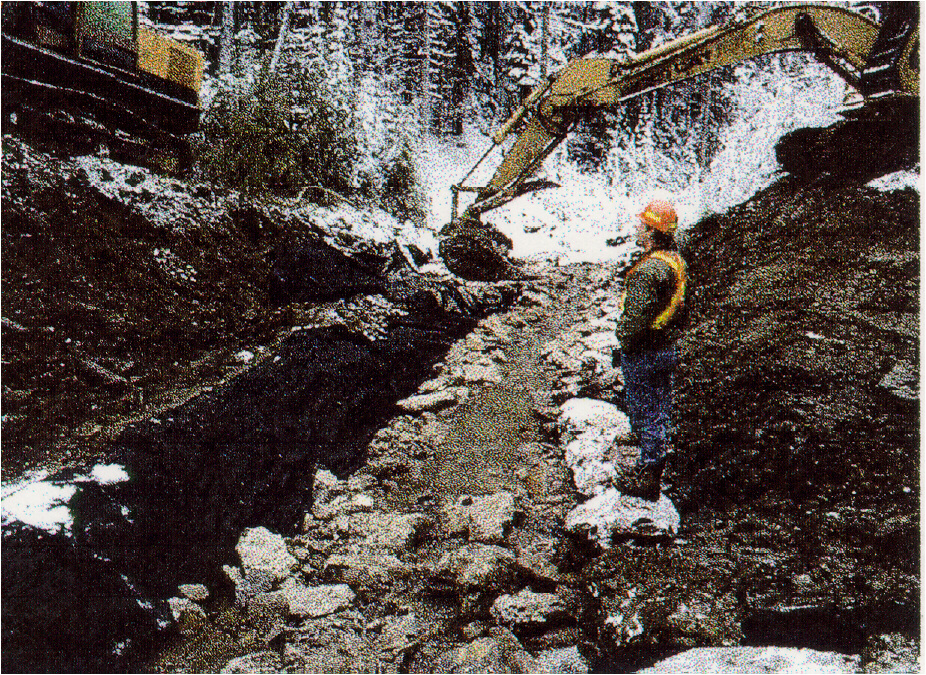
[614,199,687,501]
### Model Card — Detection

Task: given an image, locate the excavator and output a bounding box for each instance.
[440,4,919,281]
[1,1,204,169]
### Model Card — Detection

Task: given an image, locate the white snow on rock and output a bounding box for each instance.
[866,167,921,193]
[1,464,131,533]
[1,480,77,533]
[559,398,632,444]
[559,398,632,496]
[566,487,680,546]
[638,645,861,673]
[90,464,130,484]
[235,350,255,363]
[559,398,680,544]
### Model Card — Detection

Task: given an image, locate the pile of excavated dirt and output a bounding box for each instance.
[674,176,919,618]
[0,136,440,480]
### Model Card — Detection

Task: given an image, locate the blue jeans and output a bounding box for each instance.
[620,344,677,469]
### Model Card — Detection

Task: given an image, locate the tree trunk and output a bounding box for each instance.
[420,5,433,130]
[269,1,293,74]
[218,1,235,76]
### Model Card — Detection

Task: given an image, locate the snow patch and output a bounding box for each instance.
[90,464,130,485]
[2,464,130,533]
[567,487,680,547]
[419,57,848,268]
[866,167,921,193]
[2,480,77,533]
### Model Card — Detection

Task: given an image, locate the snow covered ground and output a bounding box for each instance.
[417,58,919,268]
[1,464,130,534]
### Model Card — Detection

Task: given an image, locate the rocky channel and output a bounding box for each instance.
[2,137,920,673]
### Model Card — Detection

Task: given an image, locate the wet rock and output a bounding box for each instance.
[638,646,861,673]
[491,589,567,629]
[536,646,590,674]
[246,591,287,644]
[440,492,518,543]
[432,627,539,673]
[566,488,680,546]
[221,651,282,673]
[280,579,355,618]
[227,527,297,601]
[178,583,209,603]
[397,389,459,412]
[325,553,413,591]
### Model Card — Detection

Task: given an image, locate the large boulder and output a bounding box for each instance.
[639,646,861,673]
[224,527,297,602]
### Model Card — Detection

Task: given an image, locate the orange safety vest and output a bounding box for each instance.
[619,251,687,330]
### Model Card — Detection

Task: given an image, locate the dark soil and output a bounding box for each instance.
[670,175,919,621]
[0,137,426,481]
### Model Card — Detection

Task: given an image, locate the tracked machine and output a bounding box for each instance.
[2,1,204,171]
[441,4,919,281]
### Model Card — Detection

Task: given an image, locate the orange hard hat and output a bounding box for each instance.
[638,199,678,233]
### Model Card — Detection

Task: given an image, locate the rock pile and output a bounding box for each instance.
[152,262,707,672]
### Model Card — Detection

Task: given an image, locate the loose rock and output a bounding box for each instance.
[638,646,861,673]
[491,588,567,628]
[440,492,517,543]
[280,579,355,618]
[230,527,297,600]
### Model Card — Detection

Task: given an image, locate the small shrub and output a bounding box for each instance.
[195,66,358,197]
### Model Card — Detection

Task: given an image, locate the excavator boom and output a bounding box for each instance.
[452,4,916,222]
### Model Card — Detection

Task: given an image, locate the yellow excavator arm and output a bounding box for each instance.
[452,4,915,221]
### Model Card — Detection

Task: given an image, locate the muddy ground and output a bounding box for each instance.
[1,133,919,673]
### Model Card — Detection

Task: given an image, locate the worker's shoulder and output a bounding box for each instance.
[635,255,677,279]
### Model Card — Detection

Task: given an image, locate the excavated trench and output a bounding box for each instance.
[2,256,520,673]
[2,132,919,673]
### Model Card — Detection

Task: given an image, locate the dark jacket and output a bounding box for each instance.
[615,251,687,354]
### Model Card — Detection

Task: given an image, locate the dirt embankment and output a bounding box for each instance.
[1,137,431,480]
[674,177,919,613]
